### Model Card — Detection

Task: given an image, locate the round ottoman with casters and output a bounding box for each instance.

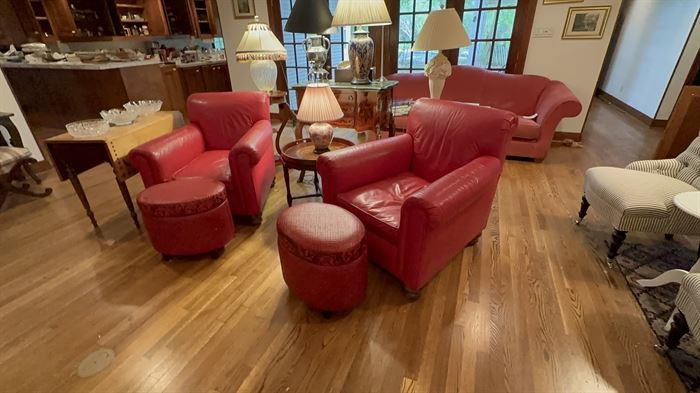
[276,202,367,316]
[137,178,235,260]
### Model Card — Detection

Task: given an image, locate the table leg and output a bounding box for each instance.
[66,166,98,229]
[116,178,140,229]
[297,170,306,183]
[313,170,320,194]
[283,165,292,207]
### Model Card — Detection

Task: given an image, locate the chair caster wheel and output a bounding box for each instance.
[575,218,582,225]
[321,311,333,319]
[162,254,173,261]
[606,257,615,268]
[404,285,421,301]
[210,247,225,259]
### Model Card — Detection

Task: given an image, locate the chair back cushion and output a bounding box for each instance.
[676,136,700,188]
[407,98,518,181]
[187,92,270,150]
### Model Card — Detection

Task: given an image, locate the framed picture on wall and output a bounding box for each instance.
[562,6,611,39]
[233,0,256,19]
[543,0,583,4]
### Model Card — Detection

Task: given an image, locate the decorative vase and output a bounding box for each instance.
[305,35,330,82]
[429,78,445,99]
[250,59,277,92]
[308,122,334,153]
[424,51,452,99]
[348,28,374,85]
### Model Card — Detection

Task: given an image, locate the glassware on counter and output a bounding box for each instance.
[123,100,163,117]
[100,108,139,126]
[66,119,110,138]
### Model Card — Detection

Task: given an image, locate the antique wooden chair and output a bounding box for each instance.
[0,112,52,208]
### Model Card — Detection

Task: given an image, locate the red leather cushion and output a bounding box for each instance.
[388,72,430,102]
[173,150,231,185]
[187,92,270,150]
[479,72,549,116]
[137,178,227,217]
[337,172,429,241]
[513,117,540,140]
[441,65,487,103]
[276,202,365,266]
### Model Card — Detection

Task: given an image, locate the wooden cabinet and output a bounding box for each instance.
[180,66,207,97]
[164,62,230,115]
[202,64,230,92]
[160,64,187,115]
[8,0,63,43]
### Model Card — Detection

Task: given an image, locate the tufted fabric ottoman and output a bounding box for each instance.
[277,202,367,315]
[137,178,235,259]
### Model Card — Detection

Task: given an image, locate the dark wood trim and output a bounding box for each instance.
[686,46,700,86]
[650,119,668,128]
[553,132,582,142]
[596,88,655,126]
[506,0,537,74]
[31,160,52,173]
[266,0,288,93]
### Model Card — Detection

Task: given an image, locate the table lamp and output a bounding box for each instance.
[236,16,288,92]
[296,83,344,153]
[412,8,471,99]
[332,0,391,85]
[285,0,334,82]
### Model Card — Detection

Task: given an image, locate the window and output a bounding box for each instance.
[458,0,517,71]
[277,0,351,108]
[397,0,518,73]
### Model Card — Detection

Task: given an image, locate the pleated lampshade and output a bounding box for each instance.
[235,17,287,62]
[296,83,344,123]
[412,8,470,51]
[332,0,391,27]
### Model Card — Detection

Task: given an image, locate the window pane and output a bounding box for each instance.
[415,0,430,13]
[491,41,510,69]
[413,13,427,37]
[412,51,427,69]
[280,0,291,15]
[330,44,344,67]
[463,10,478,39]
[482,0,498,7]
[478,10,497,39]
[400,0,413,13]
[458,45,475,65]
[430,0,444,10]
[295,45,308,67]
[501,0,517,6]
[464,0,480,9]
[398,43,412,68]
[474,41,492,68]
[399,14,413,42]
[495,8,515,39]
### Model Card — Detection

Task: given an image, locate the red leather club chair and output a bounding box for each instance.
[318,99,517,296]
[129,92,276,220]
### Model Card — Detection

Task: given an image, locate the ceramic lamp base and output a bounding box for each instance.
[349,28,374,85]
[424,51,452,99]
[250,60,277,92]
[309,122,334,153]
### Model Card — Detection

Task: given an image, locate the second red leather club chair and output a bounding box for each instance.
[129,92,277,222]
[318,99,517,297]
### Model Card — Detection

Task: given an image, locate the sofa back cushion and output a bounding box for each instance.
[441,66,487,104]
[187,92,270,150]
[388,72,430,102]
[407,98,517,182]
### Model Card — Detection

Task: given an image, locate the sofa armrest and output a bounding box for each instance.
[230,119,273,166]
[128,124,205,187]
[402,156,501,227]
[626,158,684,178]
[318,134,413,204]
[535,81,582,136]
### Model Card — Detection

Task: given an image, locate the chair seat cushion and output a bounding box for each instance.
[513,117,540,140]
[173,150,231,185]
[276,202,365,266]
[137,177,227,217]
[337,172,429,241]
[584,167,699,232]
[0,146,31,174]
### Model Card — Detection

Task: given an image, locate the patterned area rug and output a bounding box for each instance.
[618,242,700,391]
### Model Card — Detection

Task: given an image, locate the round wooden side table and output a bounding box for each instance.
[280,138,354,206]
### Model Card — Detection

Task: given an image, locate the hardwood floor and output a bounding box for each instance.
[0,98,690,392]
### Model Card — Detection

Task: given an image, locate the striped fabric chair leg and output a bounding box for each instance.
[606,229,627,266]
[575,195,590,225]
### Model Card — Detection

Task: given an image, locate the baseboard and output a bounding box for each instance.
[554,132,582,142]
[596,88,657,126]
[650,119,668,128]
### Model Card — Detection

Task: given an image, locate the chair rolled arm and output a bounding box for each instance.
[402,156,502,227]
[128,124,205,187]
[626,158,684,177]
[318,134,414,204]
[230,120,273,166]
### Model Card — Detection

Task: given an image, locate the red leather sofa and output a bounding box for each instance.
[388,65,582,161]
[129,92,276,220]
[318,99,517,294]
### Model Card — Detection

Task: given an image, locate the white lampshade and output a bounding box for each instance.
[297,83,344,123]
[412,8,471,51]
[332,0,391,27]
[236,17,287,62]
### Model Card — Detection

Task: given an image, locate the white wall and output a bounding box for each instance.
[0,70,43,160]
[657,13,700,120]
[600,0,699,119]
[524,0,621,134]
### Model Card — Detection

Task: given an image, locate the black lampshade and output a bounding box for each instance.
[284,0,333,34]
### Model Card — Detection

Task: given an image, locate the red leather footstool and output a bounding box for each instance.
[137,178,235,260]
[277,202,367,316]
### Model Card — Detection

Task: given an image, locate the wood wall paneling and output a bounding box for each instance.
[654,86,700,159]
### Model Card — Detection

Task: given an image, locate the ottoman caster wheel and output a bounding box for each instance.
[162,254,173,262]
[210,247,225,259]
[321,311,333,319]
[404,285,421,301]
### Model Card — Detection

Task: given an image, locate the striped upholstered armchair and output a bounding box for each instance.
[575,136,700,264]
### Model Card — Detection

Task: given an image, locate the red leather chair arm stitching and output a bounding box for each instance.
[402,156,502,227]
[535,81,582,129]
[128,124,205,187]
[229,119,273,165]
[318,134,414,204]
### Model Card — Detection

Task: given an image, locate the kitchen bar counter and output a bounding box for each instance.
[0,58,162,70]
